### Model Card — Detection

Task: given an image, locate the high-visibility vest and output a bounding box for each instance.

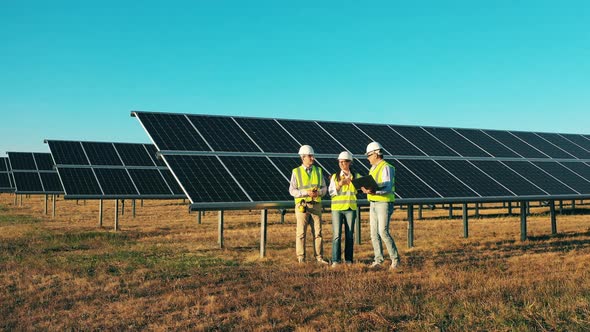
[367,160,395,202]
[293,165,323,205]
[330,172,360,210]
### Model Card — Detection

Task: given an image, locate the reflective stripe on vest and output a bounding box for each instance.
[293,165,323,204]
[367,160,395,202]
[330,173,359,210]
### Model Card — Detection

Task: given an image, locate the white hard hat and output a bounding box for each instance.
[298,145,315,155]
[365,141,383,155]
[337,151,353,161]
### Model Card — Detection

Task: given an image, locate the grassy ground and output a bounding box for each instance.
[1,194,590,331]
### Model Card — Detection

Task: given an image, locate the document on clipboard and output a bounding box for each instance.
[351,175,379,192]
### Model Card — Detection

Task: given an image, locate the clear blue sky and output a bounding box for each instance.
[1,1,589,156]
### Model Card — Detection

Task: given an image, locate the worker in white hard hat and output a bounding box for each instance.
[361,141,400,271]
[289,145,328,264]
[328,151,362,267]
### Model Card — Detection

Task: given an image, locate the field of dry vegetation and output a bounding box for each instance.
[1,194,590,331]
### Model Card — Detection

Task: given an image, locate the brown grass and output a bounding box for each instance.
[1,194,590,331]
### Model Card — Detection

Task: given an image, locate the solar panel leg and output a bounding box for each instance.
[572,200,576,210]
[475,203,480,218]
[218,211,224,249]
[260,209,267,258]
[520,202,527,241]
[508,202,512,215]
[279,209,286,224]
[14,193,17,206]
[132,200,136,218]
[52,195,56,218]
[355,207,361,245]
[417,205,423,220]
[121,200,125,216]
[99,199,103,227]
[197,210,202,224]
[407,205,414,248]
[141,199,144,207]
[44,195,48,215]
[550,200,557,235]
[463,203,469,238]
[449,204,453,219]
[114,200,120,231]
[559,200,563,215]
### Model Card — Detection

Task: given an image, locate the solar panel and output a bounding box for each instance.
[235,118,301,153]
[277,119,344,154]
[538,133,590,159]
[49,141,89,165]
[131,111,590,209]
[354,123,424,156]
[398,159,478,198]
[510,132,573,159]
[502,161,576,195]
[0,157,7,172]
[454,129,520,158]
[392,126,459,157]
[7,152,64,194]
[46,140,185,200]
[0,157,14,192]
[560,162,590,182]
[484,130,547,158]
[187,115,260,152]
[160,170,185,195]
[424,128,491,157]
[82,142,123,166]
[470,161,546,196]
[533,161,590,194]
[135,112,210,151]
[8,152,37,170]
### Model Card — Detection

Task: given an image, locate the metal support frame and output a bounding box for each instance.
[449,204,453,219]
[279,208,286,224]
[550,200,557,235]
[508,201,512,215]
[197,210,202,224]
[355,207,361,245]
[99,199,103,227]
[463,203,469,238]
[121,199,125,216]
[52,195,56,218]
[475,203,480,218]
[44,194,48,215]
[418,204,423,220]
[141,199,144,207]
[218,210,224,249]
[520,201,527,241]
[132,199,136,218]
[572,200,576,210]
[559,200,563,214]
[260,209,267,258]
[114,200,120,231]
[407,205,414,248]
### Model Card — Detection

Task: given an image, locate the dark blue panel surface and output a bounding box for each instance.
[128,169,172,195]
[538,133,590,159]
[48,141,89,165]
[560,162,590,182]
[317,121,373,156]
[425,128,490,157]
[503,161,575,195]
[560,134,590,152]
[33,153,54,171]
[144,145,166,167]
[511,132,573,159]
[8,153,36,170]
[455,129,520,158]
[160,170,185,195]
[393,126,459,157]
[277,119,343,154]
[437,160,513,197]
[165,155,249,202]
[471,161,546,196]
[235,117,300,153]
[114,143,155,166]
[269,157,307,180]
[58,168,102,195]
[136,112,210,151]
[533,161,590,194]
[0,157,8,172]
[188,115,260,152]
[354,124,424,156]
[399,159,477,198]
[0,173,12,189]
[94,169,138,195]
[12,172,43,192]
[484,130,547,158]
[40,173,64,192]
[82,142,123,166]
[389,159,440,199]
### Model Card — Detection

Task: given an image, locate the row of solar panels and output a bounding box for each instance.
[129,111,590,210]
[133,112,590,160]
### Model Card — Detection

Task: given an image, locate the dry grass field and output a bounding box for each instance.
[1,194,590,331]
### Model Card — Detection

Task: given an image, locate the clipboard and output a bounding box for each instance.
[351,175,379,192]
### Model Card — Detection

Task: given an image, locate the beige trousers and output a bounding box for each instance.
[295,204,324,260]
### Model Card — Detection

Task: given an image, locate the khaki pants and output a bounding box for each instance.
[295,203,324,260]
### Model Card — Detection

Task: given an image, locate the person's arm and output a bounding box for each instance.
[374,165,393,194]
[328,175,338,197]
[318,172,328,197]
[289,171,308,198]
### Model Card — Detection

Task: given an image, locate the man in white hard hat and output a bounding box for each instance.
[360,141,400,270]
[289,145,329,264]
[328,151,361,266]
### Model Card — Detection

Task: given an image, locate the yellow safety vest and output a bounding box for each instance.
[330,173,360,210]
[293,165,323,205]
[367,160,395,202]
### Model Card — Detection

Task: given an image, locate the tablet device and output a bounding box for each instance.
[351,175,379,192]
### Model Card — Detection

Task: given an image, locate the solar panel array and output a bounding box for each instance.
[132,111,590,210]
[46,140,185,200]
[0,157,15,193]
[6,152,64,195]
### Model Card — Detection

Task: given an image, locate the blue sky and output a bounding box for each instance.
[1,1,589,155]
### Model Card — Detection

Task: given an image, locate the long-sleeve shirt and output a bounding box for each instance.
[289,165,327,198]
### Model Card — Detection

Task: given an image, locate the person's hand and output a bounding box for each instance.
[361,186,374,194]
[309,188,319,198]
